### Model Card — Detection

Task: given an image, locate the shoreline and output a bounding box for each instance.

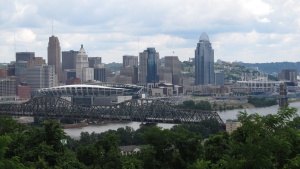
[62,123,88,129]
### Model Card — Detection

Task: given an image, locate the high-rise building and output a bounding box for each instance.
[76,45,89,82]
[27,57,46,68]
[7,64,15,76]
[164,56,182,85]
[88,57,102,68]
[123,55,138,68]
[27,65,57,93]
[0,78,16,96]
[94,68,107,82]
[48,35,61,82]
[120,67,138,84]
[15,61,28,83]
[195,33,215,85]
[16,52,35,62]
[62,50,78,70]
[82,67,94,82]
[158,66,172,84]
[215,71,225,86]
[139,48,159,84]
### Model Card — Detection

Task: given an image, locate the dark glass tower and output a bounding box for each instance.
[195,33,215,85]
[146,48,159,83]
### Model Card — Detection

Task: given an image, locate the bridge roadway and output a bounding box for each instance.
[0,96,224,125]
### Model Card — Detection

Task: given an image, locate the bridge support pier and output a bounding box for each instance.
[279,83,288,108]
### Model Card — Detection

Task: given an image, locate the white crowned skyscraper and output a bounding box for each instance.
[195,33,214,85]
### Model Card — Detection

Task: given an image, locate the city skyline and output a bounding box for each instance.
[1,0,300,63]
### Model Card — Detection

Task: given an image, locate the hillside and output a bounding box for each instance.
[238,62,300,74]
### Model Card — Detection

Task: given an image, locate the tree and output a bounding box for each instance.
[182,100,195,109]
[222,106,300,168]
[0,136,25,169]
[204,132,230,163]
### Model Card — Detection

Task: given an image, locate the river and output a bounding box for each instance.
[64,102,300,139]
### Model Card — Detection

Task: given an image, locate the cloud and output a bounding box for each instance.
[1,0,300,63]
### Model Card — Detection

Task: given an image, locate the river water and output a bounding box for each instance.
[64,102,300,139]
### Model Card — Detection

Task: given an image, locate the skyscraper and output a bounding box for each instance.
[195,33,215,85]
[62,50,78,70]
[76,44,89,82]
[88,57,102,68]
[139,48,159,84]
[27,65,57,93]
[48,35,61,82]
[164,56,182,85]
[123,55,138,68]
[16,52,35,62]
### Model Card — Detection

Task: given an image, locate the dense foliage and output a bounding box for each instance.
[248,97,277,107]
[1,105,300,168]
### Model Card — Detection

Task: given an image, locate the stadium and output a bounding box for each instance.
[38,84,143,106]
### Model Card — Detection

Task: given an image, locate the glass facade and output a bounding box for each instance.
[146,48,159,83]
[195,33,215,85]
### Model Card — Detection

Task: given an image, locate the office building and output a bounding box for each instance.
[82,67,94,82]
[94,68,107,82]
[7,64,15,76]
[164,56,182,85]
[16,52,35,62]
[48,35,61,82]
[120,67,138,84]
[62,50,78,70]
[195,33,215,85]
[158,66,172,84]
[76,45,89,82]
[0,69,7,78]
[15,61,28,83]
[62,69,76,83]
[0,78,16,96]
[215,71,225,86]
[123,55,138,68]
[27,65,57,92]
[88,57,102,68]
[139,48,159,84]
[27,57,46,68]
[17,83,31,99]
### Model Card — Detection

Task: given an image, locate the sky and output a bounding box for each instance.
[1,0,300,64]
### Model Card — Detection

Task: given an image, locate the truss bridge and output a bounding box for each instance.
[0,97,224,125]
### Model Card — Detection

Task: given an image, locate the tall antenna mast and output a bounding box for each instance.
[138,36,139,54]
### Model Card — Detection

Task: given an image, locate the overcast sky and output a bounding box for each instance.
[1,0,300,63]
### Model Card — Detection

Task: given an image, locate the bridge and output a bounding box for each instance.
[0,96,224,125]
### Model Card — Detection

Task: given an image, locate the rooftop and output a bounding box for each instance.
[199,32,210,42]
